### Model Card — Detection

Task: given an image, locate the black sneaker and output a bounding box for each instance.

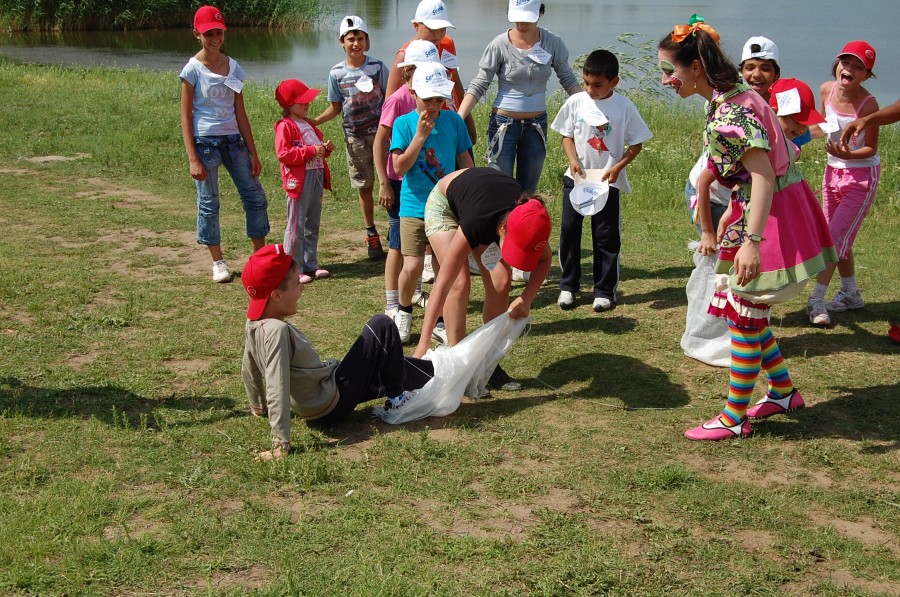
[488,365,522,391]
[366,232,386,259]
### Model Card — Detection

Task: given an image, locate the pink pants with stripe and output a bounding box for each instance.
[821,164,881,259]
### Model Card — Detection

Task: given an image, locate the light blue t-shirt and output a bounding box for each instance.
[390,110,472,218]
[179,57,246,136]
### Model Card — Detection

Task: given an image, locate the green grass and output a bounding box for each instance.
[0,58,898,595]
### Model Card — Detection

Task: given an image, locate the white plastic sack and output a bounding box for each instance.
[375,313,528,424]
[680,248,731,367]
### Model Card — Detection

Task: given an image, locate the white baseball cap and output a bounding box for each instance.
[741,36,779,64]
[339,15,368,38]
[398,40,441,67]
[508,0,541,23]
[411,0,454,30]
[411,62,454,99]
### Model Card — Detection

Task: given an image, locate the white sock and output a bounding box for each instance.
[424,254,432,269]
[810,282,829,301]
[840,276,858,293]
[415,278,423,294]
[385,290,399,311]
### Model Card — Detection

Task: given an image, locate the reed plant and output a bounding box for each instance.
[0,0,324,31]
[0,58,898,595]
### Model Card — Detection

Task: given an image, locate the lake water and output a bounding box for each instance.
[1,0,898,101]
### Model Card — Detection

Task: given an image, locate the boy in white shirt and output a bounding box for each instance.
[551,49,652,312]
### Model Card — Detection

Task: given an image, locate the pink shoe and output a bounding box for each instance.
[684,416,752,441]
[746,389,805,420]
[298,273,314,284]
[312,268,331,279]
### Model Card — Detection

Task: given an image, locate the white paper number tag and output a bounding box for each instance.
[480,244,501,271]
[819,115,840,134]
[224,75,244,93]
[440,50,459,69]
[528,45,551,65]
[774,88,801,116]
[355,74,374,93]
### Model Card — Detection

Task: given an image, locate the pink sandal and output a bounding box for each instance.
[312,268,331,279]
[298,273,314,284]
[684,416,752,441]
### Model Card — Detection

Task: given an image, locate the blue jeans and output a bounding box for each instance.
[485,112,548,193]
[387,178,402,250]
[194,134,269,246]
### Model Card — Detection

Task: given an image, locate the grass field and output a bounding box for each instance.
[0,59,898,596]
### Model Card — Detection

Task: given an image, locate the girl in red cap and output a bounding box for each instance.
[806,41,881,327]
[180,6,269,283]
[657,15,836,441]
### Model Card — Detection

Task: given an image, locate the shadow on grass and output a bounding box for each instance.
[776,299,900,330]
[778,319,900,358]
[756,381,899,452]
[0,377,240,430]
[527,315,638,336]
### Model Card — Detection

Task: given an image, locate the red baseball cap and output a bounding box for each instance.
[501,199,551,272]
[193,5,227,33]
[242,244,294,320]
[768,78,826,126]
[838,40,876,71]
[275,79,321,109]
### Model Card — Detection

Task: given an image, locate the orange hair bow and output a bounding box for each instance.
[672,14,720,44]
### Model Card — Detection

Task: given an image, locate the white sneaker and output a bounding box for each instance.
[511,268,530,282]
[412,290,429,308]
[592,297,613,312]
[422,255,435,283]
[385,306,398,319]
[558,290,575,310]
[468,253,481,275]
[827,289,864,312]
[373,390,418,423]
[432,321,448,345]
[393,310,412,343]
[807,298,831,326]
[211,259,231,283]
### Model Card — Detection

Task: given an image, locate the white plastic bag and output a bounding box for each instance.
[680,248,730,367]
[375,313,528,424]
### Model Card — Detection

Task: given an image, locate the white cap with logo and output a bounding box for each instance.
[398,40,441,67]
[339,15,368,37]
[412,0,454,29]
[508,0,541,23]
[411,62,454,99]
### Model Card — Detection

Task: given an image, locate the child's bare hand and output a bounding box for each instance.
[416,111,436,139]
[825,141,851,160]
[569,160,584,178]
[602,167,620,184]
[189,160,207,181]
[323,140,335,152]
[698,231,717,256]
[250,154,262,177]
[378,181,395,210]
[315,145,327,158]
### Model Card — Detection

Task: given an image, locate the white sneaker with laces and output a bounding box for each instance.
[373,390,418,423]
[558,290,575,310]
[592,297,613,312]
[412,290,429,308]
[827,289,864,312]
[393,310,413,343]
[422,255,435,283]
[511,268,530,282]
[211,259,231,283]
[385,306,398,319]
[432,321,448,345]
[806,298,831,326]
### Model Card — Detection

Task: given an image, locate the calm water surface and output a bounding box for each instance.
[1,0,898,100]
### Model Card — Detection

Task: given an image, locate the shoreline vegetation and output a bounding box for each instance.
[0,0,324,31]
[0,59,898,594]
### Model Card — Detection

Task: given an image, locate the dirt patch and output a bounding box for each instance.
[74,177,168,210]
[810,512,900,556]
[782,568,900,595]
[736,529,777,553]
[266,492,337,523]
[26,153,90,163]
[164,357,215,376]
[103,513,167,542]
[0,167,34,176]
[66,345,101,371]
[179,565,269,593]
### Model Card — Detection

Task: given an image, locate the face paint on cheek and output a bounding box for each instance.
[666,76,684,92]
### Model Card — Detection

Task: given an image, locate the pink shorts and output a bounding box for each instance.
[821,164,880,259]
